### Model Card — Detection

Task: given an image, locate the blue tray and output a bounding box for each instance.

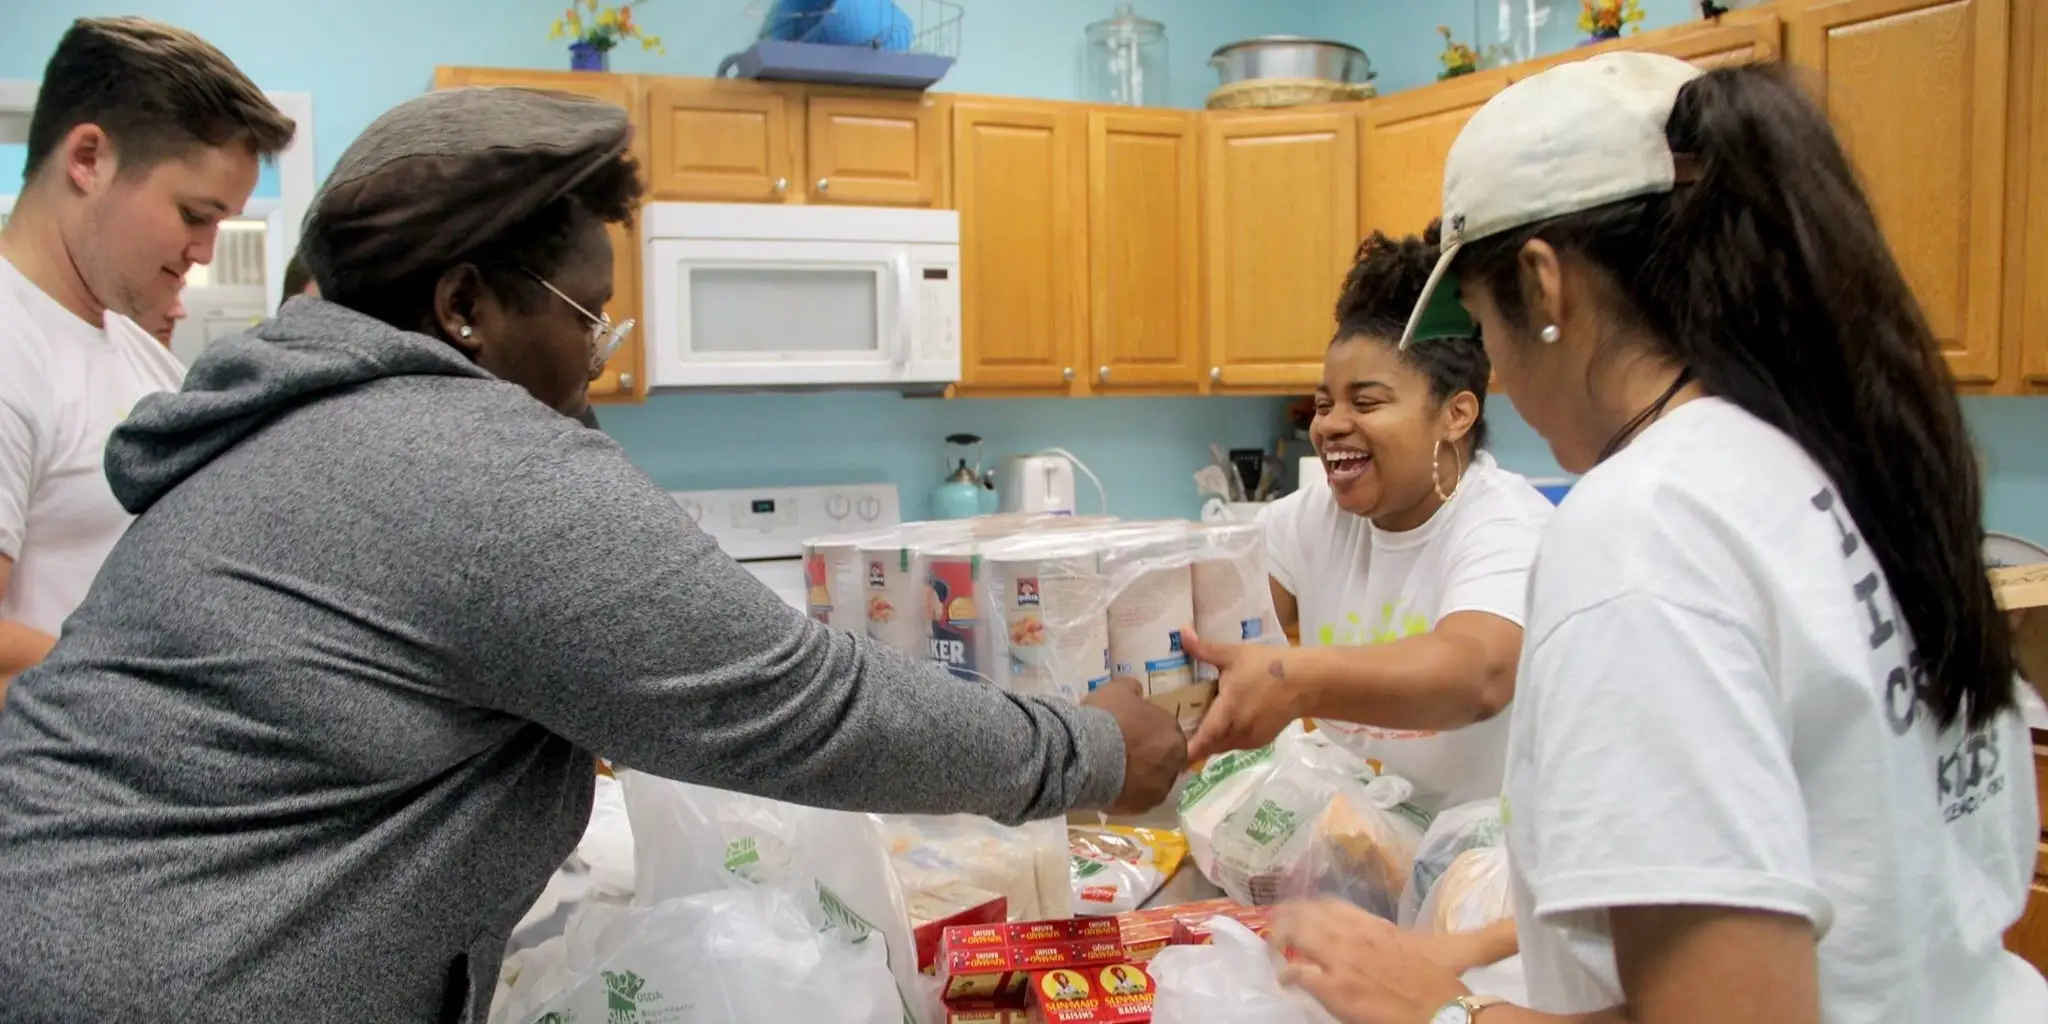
[716,40,955,90]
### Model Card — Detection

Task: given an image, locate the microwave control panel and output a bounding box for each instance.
[914,253,961,364]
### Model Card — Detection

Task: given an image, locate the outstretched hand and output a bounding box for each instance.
[1182,627,1309,761]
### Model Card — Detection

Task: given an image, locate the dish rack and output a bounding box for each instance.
[718,0,963,89]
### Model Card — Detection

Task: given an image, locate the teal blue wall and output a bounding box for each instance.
[4,1,2043,536]
[1314,0,1711,95]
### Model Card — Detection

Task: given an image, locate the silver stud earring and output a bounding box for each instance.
[1539,324,1561,344]
[458,325,473,339]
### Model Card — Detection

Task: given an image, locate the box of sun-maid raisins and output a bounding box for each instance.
[944,998,1032,1024]
[937,926,1126,1001]
[1027,963,1155,1023]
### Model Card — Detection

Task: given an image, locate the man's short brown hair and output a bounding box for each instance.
[23,17,296,183]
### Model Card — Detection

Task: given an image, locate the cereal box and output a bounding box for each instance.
[1028,964,1156,1023]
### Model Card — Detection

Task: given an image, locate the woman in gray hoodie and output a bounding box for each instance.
[0,86,1186,1023]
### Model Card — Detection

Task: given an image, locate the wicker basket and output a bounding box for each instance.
[1206,77,1377,110]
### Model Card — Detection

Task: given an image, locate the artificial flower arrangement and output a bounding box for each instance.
[1579,0,1647,40]
[551,0,665,70]
[1436,25,1480,79]
[1436,25,1507,80]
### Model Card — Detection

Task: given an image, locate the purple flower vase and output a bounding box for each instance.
[569,41,609,71]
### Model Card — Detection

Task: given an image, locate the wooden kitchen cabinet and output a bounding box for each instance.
[2004,728,2048,972]
[805,94,946,207]
[1787,0,2012,387]
[951,101,1087,393]
[1087,110,1203,391]
[642,80,944,207]
[1359,73,1503,239]
[1204,110,1360,391]
[643,78,798,202]
[430,67,647,402]
[1634,13,1784,69]
[2010,0,2048,393]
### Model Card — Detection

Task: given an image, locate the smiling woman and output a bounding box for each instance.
[1181,222,1554,820]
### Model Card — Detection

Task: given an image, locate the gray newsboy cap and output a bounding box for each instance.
[301,86,631,297]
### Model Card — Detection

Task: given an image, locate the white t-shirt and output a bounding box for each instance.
[0,256,187,636]
[1504,398,2045,1022]
[1260,450,1553,812]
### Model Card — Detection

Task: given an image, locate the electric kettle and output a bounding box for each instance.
[929,433,998,519]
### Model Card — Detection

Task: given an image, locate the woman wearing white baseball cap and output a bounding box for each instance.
[1272,52,2047,1024]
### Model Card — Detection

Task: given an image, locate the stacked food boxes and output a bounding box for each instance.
[933,901,1277,1023]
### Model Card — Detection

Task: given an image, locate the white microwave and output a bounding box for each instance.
[642,203,961,389]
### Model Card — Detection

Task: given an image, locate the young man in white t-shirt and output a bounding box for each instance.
[0,18,294,689]
[1274,53,2046,1024]
[1185,227,1552,816]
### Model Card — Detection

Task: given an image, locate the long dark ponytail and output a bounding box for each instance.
[1457,63,2013,730]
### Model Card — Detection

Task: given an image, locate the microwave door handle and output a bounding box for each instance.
[893,254,916,365]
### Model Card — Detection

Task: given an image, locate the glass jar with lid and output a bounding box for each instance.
[1083,3,1168,107]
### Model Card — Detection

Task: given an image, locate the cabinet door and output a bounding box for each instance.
[1359,73,1504,239]
[2010,880,2048,975]
[952,102,1086,392]
[1789,0,2011,386]
[1087,110,1202,391]
[644,80,798,203]
[2016,0,2048,390]
[806,95,943,207]
[1204,112,1360,390]
[432,68,646,401]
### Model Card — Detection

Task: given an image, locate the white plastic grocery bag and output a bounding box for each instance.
[509,886,901,1024]
[615,770,931,1024]
[1398,797,1505,929]
[1150,918,1340,1024]
[1414,847,1514,936]
[1198,725,1429,918]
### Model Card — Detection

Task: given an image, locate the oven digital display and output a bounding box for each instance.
[751,499,776,514]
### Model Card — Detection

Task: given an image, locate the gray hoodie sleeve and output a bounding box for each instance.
[459,428,1127,824]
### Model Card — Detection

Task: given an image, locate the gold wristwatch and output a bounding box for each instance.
[1428,994,1503,1023]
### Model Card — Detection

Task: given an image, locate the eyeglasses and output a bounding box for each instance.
[520,267,635,381]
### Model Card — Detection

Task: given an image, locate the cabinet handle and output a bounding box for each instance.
[618,372,635,391]
[773,177,788,193]
[816,178,831,193]
[1098,366,1110,382]
[1063,366,1075,382]
[1209,366,1222,383]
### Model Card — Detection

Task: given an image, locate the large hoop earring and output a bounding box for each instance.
[1432,438,1464,502]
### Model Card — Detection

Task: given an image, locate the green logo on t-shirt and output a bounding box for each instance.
[1316,602,1430,647]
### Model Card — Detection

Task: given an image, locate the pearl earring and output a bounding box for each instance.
[458,325,473,339]
[1539,324,1561,344]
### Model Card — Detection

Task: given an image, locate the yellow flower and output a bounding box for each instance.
[585,0,598,11]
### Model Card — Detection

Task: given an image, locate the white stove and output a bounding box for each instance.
[671,483,903,611]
